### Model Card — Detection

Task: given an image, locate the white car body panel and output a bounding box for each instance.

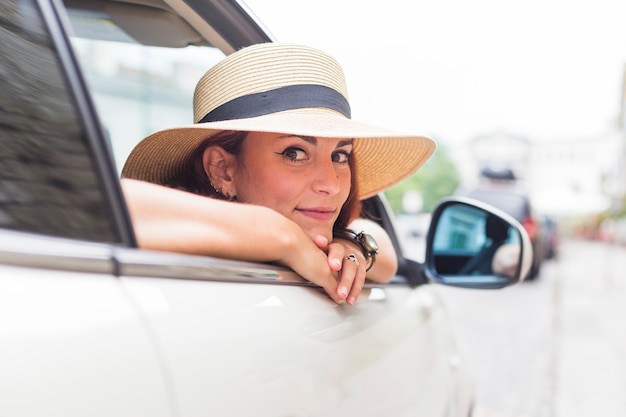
[123,274,471,416]
[0,229,474,417]
[0,264,171,417]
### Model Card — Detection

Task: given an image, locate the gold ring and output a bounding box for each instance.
[344,254,359,266]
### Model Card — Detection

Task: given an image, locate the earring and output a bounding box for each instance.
[208,178,220,194]
[209,178,236,201]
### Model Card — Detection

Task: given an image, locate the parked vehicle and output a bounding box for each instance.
[0,0,530,416]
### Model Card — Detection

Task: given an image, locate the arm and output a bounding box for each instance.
[121,179,344,303]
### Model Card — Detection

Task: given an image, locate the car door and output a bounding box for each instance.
[117,251,468,417]
[0,0,171,415]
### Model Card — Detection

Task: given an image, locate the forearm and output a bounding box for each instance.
[122,179,298,261]
[121,179,343,302]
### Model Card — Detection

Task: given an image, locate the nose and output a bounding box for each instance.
[312,158,342,196]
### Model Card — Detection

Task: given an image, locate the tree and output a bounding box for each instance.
[384,144,460,213]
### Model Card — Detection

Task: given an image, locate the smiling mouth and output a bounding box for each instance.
[296,208,335,221]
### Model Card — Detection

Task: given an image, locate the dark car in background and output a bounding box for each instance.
[458,168,546,280]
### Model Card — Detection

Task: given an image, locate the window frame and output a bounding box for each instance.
[41,0,137,246]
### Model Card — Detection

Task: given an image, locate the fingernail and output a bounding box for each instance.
[347,296,356,305]
[331,258,342,269]
[338,286,348,297]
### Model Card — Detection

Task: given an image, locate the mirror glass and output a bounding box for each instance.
[427,202,524,288]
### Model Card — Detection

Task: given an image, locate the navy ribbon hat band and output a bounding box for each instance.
[198,84,351,123]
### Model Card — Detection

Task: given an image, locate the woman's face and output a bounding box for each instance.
[233,132,353,241]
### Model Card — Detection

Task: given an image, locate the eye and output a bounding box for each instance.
[332,150,351,164]
[278,147,308,162]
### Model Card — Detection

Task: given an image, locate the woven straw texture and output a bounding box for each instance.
[122,43,436,199]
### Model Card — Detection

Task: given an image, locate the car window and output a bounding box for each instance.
[0,0,129,244]
[65,2,226,173]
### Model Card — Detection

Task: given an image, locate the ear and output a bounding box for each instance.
[202,145,238,197]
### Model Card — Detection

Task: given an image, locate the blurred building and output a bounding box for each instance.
[449,131,621,218]
[616,64,626,212]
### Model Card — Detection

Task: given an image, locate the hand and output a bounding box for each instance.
[314,236,367,306]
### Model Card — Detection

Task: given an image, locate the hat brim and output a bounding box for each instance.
[121,108,436,200]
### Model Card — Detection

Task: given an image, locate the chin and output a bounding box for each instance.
[301,225,333,242]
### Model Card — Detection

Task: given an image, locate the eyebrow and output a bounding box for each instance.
[295,135,354,148]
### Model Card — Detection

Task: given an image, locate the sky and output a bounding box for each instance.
[244,0,626,146]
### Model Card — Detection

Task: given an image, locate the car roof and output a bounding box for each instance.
[63,0,274,52]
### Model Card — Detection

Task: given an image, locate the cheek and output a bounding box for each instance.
[339,170,352,201]
[235,165,297,206]
[261,176,299,202]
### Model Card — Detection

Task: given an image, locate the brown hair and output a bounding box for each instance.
[168,130,246,198]
[170,130,361,230]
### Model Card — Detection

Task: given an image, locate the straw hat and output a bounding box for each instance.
[122,42,436,199]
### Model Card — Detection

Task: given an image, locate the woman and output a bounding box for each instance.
[121,43,435,305]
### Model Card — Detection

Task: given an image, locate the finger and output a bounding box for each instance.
[290,244,341,304]
[326,242,345,271]
[311,260,342,304]
[346,263,366,306]
[310,269,342,304]
[323,282,343,304]
[336,253,360,300]
[311,234,329,250]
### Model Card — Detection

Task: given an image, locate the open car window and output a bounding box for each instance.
[65,3,226,172]
[70,39,224,172]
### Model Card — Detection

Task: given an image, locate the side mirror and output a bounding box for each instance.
[424,197,533,289]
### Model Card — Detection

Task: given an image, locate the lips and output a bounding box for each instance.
[296,207,336,221]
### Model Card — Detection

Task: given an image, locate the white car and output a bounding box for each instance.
[0,0,531,416]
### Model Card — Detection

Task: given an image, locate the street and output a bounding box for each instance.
[432,239,626,417]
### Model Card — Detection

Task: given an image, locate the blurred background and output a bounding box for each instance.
[244,0,626,246]
[73,1,626,416]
